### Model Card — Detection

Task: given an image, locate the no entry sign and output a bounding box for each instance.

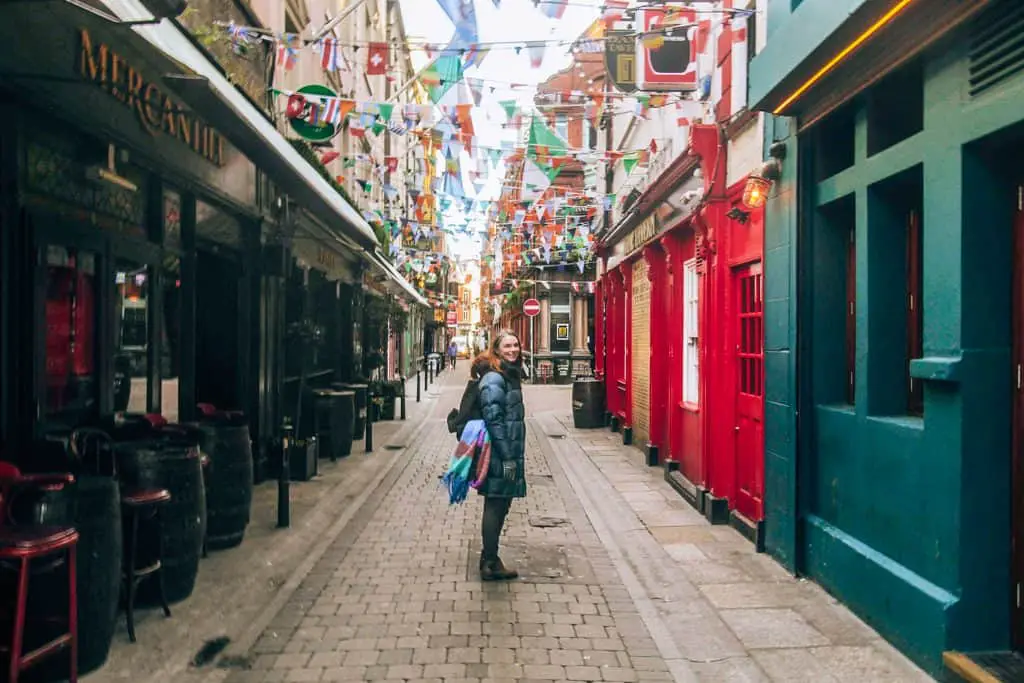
[523,298,541,317]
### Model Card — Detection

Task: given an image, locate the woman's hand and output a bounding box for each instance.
[502,460,517,482]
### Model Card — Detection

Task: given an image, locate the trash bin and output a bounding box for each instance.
[314,389,356,460]
[572,377,606,429]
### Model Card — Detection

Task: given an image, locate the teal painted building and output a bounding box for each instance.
[750,0,1024,674]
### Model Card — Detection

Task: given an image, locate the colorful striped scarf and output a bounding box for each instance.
[441,419,491,504]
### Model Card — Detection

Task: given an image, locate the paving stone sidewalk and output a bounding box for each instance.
[541,410,934,683]
[215,383,934,683]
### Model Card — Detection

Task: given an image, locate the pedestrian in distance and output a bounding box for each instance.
[447,340,458,370]
[475,330,527,581]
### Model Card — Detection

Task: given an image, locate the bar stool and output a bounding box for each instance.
[120,488,172,643]
[0,464,79,683]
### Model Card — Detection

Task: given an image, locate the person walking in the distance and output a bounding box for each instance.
[476,330,527,580]
[447,339,458,370]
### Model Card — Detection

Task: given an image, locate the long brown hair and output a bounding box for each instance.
[482,329,521,373]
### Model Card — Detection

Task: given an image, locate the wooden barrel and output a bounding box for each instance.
[17,475,122,680]
[115,437,206,604]
[334,383,367,439]
[314,390,355,460]
[572,377,606,429]
[192,414,254,550]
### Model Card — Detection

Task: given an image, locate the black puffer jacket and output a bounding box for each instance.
[477,361,527,498]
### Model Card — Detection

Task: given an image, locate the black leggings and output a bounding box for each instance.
[481,496,513,561]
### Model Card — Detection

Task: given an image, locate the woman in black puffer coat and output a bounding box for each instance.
[476,330,527,581]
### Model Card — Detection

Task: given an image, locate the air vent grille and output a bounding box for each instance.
[969,0,1024,97]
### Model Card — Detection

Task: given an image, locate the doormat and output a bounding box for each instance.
[466,539,595,584]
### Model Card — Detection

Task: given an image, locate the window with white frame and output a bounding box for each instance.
[683,260,700,405]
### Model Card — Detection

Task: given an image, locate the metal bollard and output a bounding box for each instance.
[365,399,374,452]
[400,377,407,420]
[416,369,421,402]
[277,422,292,528]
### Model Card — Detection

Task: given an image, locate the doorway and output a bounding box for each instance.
[733,262,764,522]
[1013,183,1024,650]
[196,248,241,411]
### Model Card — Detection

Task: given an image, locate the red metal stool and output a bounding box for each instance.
[120,488,172,643]
[0,464,78,683]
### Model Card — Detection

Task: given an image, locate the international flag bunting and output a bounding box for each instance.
[526,42,546,69]
[320,37,342,71]
[539,0,567,19]
[276,34,299,71]
[367,42,389,75]
[421,54,464,104]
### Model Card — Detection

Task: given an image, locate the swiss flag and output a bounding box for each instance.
[367,42,389,75]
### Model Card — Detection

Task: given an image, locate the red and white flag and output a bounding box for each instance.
[320,37,342,72]
[367,42,389,75]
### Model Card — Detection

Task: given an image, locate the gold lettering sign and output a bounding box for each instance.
[78,28,224,166]
[317,247,337,269]
[624,215,659,256]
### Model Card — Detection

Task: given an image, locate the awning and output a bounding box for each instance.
[365,249,430,308]
[98,0,379,252]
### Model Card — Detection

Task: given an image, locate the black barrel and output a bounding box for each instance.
[314,390,355,460]
[191,414,253,550]
[115,437,206,604]
[572,377,606,429]
[14,475,123,681]
[334,383,367,439]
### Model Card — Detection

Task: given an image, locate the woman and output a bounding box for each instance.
[476,330,527,581]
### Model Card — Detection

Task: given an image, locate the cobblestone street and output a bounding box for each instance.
[207,378,933,683]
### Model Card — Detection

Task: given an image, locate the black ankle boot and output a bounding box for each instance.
[480,556,519,581]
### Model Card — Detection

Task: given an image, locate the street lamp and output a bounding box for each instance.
[741,142,787,211]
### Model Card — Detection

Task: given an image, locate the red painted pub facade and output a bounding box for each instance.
[595,123,766,544]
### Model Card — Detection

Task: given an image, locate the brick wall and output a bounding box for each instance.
[631,259,651,445]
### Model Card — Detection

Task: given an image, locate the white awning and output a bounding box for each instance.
[365,249,430,308]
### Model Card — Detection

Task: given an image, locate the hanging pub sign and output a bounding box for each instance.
[77,29,225,166]
[635,8,698,92]
[604,29,637,93]
[287,84,342,143]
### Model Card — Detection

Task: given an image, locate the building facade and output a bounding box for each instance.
[595,0,767,542]
[750,0,1022,675]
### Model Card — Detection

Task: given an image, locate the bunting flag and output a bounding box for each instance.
[499,100,519,122]
[525,41,546,68]
[466,77,484,106]
[367,42,389,75]
[319,37,342,71]
[276,34,299,71]
[539,0,568,19]
[421,54,464,104]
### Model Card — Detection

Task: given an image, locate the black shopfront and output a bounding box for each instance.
[0,13,280,470]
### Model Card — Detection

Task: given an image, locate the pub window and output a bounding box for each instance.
[683,259,700,405]
[814,194,856,405]
[866,166,923,417]
[43,246,99,425]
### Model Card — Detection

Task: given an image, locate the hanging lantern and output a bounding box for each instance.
[741,174,772,210]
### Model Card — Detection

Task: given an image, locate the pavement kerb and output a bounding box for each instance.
[530,411,701,683]
[191,385,446,683]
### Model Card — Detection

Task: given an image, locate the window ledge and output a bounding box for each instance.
[908,355,962,384]
[867,414,925,432]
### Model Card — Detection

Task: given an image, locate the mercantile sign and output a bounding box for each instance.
[623,215,660,256]
[78,28,225,166]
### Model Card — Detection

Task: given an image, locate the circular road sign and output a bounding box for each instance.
[523,298,541,317]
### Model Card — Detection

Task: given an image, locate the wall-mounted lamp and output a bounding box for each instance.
[741,142,787,211]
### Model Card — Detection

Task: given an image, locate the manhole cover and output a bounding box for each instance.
[529,516,569,528]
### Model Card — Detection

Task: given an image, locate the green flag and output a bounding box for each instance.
[421,54,464,104]
[623,153,639,175]
[527,115,568,161]
[377,103,394,122]
[499,99,518,121]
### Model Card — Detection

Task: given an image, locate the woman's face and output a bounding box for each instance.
[497,335,521,363]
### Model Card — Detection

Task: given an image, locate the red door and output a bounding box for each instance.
[734,263,764,521]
